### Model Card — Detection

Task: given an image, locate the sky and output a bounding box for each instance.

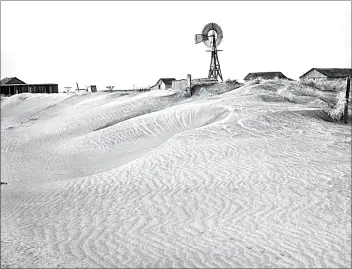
[1,1,351,91]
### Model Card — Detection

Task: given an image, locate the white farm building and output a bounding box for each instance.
[299,68,351,81]
[150,78,176,90]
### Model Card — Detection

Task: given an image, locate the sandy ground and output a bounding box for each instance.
[1,80,351,268]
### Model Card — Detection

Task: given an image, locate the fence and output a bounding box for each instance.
[172,78,218,91]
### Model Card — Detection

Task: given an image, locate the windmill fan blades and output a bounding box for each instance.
[195,34,208,44]
[201,22,223,46]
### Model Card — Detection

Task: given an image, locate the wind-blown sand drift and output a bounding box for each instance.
[1,81,351,268]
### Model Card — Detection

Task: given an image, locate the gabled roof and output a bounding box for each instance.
[159,78,176,85]
[0,77,26,86]
[299,68,352,78]
[244,72,288,80]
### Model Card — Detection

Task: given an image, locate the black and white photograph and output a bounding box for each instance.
[1,1,351,268]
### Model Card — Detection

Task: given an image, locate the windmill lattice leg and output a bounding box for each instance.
[208,50,223,82]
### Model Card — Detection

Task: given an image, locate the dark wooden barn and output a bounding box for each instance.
[299,68,352,81]
[244,72,289,81]
[0,77,59,96]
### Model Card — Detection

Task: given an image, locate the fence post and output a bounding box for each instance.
[187,74,192,96]
[343,77,351,124]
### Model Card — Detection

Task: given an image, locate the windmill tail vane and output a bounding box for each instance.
[194,34,208,44]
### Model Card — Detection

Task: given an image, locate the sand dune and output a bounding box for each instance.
[1,80,351,268]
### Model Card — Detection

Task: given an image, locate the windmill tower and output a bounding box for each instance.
[195,23,223,82]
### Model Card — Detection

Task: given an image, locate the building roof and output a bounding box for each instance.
[1,77,26,86]
[159,78,176,85]
[244,72,288,80]
[0,83,58,86]
[151,78,176,89]
[299,68,352,78]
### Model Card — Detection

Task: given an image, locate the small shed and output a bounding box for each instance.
[1,77,59,96]
[172,79,188,91]
[150,78,176,90]
[299,68,352,81]
[172,77,218,91]
[244,72,289,81]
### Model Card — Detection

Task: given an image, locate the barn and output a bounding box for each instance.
[244,72,289,81]
[0,77,59,96]
[299,68,352,81]
[150,78,175,90]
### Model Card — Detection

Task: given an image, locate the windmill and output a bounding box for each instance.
[195,22,223,82]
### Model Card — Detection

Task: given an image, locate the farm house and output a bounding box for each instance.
[299,68,352,81]
[0,77,59,96]
[150,78,175,90]
[244,72,289,81]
